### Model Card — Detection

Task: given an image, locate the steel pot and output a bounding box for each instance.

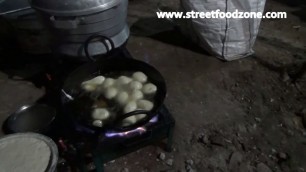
[29,0,129,57]
[56,26,129,58]
[29,0,121,16]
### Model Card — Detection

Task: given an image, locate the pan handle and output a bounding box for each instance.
[112,110,155,132]
[84,34,115,62]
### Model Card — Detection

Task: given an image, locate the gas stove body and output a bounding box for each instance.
[60,105,175,172]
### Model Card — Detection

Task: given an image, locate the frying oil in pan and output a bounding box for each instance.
[78,70,157,124]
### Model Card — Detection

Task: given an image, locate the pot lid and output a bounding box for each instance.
[29,0,121,16]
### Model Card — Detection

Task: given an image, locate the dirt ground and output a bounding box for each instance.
[0,0,306,171]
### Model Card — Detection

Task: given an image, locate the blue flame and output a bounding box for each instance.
[105,115,159,138]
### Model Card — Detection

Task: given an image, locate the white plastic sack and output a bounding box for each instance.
[180,0,266,61]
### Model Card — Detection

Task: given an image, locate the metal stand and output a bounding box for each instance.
[86,105,175,172]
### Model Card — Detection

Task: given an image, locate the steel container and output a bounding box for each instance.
[29,0,129,57]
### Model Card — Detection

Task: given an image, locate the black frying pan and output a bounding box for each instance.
[61,35,166,132]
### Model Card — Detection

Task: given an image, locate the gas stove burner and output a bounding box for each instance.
[105,115,159,138]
